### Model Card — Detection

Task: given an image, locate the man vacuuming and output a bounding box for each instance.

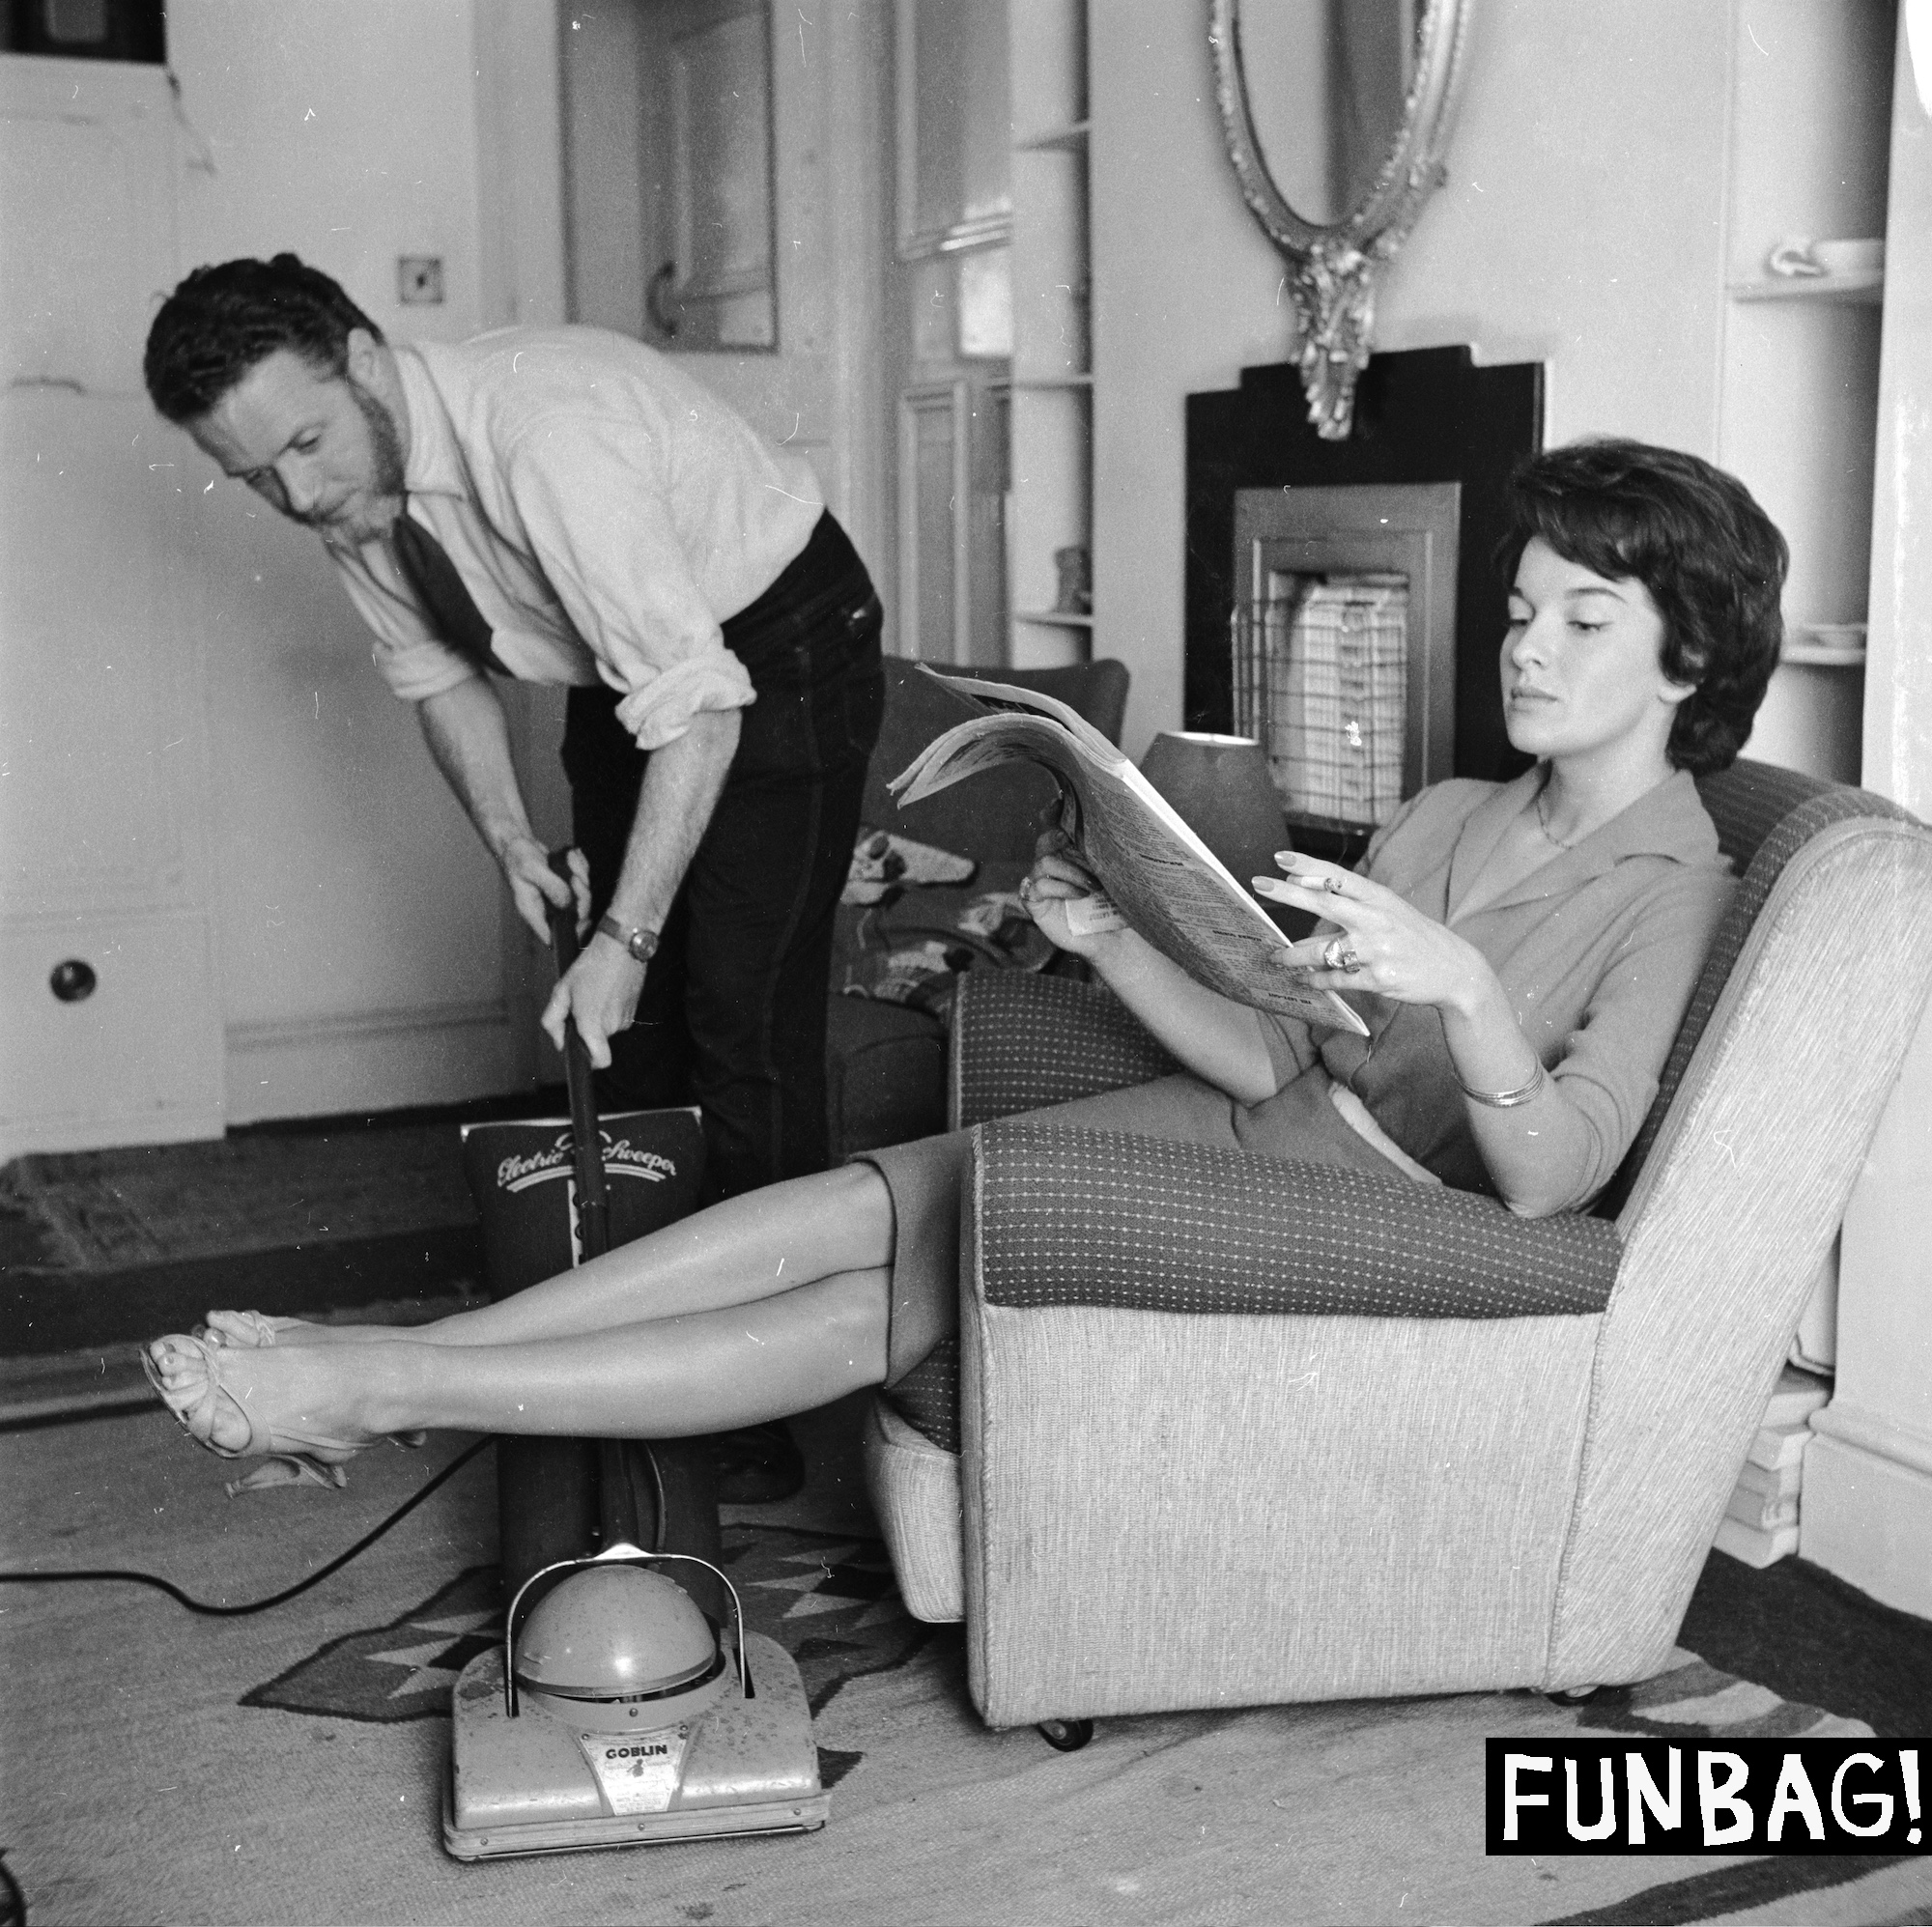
[141,255,885,1508]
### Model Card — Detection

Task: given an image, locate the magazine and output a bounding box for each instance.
[889,668,1370,1035]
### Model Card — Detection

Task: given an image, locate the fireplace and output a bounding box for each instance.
[1187,348,1542,857]
[1230,481,1460,843]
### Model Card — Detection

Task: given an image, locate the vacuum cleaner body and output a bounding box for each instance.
[445,1545,828,1859]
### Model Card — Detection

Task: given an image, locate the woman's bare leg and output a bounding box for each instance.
[210,1163,895,1351]
[159,1269,891,1457]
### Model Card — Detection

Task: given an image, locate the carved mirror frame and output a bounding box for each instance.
[1209,0,1472,439]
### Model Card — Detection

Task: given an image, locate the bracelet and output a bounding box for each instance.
[1459,1059,1547,1109]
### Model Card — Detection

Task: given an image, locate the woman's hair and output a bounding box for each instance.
[144,254,384,425]
[1498,439,1788,776]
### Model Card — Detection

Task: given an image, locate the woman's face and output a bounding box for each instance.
[1499,537,1694,768]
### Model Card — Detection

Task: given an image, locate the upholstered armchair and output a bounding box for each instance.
[862,762,1932,1733]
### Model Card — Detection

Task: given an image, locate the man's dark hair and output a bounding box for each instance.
[143,254,384,424]
[1498,439,1788,776]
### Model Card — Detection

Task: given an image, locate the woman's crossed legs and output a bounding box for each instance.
[144,1161,897,1466]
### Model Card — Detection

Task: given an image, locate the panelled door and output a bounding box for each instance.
[0,55,224,1156]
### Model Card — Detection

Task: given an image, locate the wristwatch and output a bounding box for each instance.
[594,915,660,965]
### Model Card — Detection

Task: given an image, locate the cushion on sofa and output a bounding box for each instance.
[826,657,1131,1160]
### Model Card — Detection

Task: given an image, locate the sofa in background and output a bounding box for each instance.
[825,655,1129,1161]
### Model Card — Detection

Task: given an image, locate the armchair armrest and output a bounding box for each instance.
[969,1121,1622,1321]
[950,974,1178,1128]
[953,1123,1626,1722]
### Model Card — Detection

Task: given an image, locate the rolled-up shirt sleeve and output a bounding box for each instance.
[500,416,756,750]
[330,541,485,705]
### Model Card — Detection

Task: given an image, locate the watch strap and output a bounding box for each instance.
[595,914,660,964]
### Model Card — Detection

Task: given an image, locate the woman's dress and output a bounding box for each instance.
[860,769,1736,1382]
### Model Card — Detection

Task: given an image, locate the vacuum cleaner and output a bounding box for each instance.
[443,1538,828,1856]
[442,857,828,1860]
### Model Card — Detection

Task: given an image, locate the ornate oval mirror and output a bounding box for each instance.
[1210,0,1472,439]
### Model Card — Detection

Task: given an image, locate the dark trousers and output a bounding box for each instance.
[562,513,884,1204]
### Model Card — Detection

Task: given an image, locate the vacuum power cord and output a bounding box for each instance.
[0,1436,491,1617]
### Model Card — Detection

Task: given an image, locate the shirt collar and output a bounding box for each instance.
[391,345,468,501]
[1449,766,1724,916]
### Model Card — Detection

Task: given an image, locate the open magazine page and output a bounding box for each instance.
[909,668,1126,764]
[889,685,1368,1035]
[889,710,1114,804]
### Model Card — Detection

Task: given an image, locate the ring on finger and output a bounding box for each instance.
[1323,875,1348,896]
[1321,936,1365,974]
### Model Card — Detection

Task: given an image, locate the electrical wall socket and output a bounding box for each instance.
[397,256,445,305]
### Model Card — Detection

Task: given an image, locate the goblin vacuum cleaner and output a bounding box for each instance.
[443,857,827,1859]
[443,1542,828,1858]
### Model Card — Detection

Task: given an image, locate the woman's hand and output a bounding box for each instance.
[1254,853,1492,1017]
[1018,817,1127,957]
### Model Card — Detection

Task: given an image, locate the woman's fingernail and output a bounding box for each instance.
[1274,851,1296,866]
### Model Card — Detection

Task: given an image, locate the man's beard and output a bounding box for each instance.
[298,376,407,537]
[349,377,408,500]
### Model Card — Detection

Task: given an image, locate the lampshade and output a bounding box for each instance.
[1138,730,1292,902]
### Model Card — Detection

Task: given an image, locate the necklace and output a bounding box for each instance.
[1535,783,1577,851]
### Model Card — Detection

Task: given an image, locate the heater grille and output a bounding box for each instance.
[1232,574,1409,831]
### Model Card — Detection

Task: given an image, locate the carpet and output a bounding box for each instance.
[0,1122,493,1355]
[4,1393,1927,1927]
[0,1130,477,1269]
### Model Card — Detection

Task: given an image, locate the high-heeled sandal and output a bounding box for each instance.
[200,1309,313,1349]
[143,1333,373,1492]
[198,1310,427,1452]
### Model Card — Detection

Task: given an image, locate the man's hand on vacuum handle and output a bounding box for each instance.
[417,679,584,946]
[540,707,741,1072]
[544,934,644,1069]
[500,836,589,944]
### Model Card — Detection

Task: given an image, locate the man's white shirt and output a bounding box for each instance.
[327,326,824,750]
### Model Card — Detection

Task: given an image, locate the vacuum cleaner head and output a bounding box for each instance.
[444,1543,828,1860]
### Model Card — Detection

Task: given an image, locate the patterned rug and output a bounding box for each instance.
[3,1398,1927,1927]
[238,1523,924,1800]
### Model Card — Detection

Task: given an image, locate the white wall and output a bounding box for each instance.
[1090,0,1734,755]
[164,1,527,1119]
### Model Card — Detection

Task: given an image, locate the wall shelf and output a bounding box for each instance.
[1729,272,1883,304]
[1716,0,1893,789]
[1007,0,1094,670]
[1015,120,1089,154]
[1781,644,1868,667]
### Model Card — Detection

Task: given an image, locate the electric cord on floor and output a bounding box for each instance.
[0,1435,491,1617]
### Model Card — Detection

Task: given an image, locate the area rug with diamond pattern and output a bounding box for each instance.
[3,1387,1928,1927]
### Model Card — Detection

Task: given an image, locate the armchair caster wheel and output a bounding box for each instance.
[1037,1717,1094,1752]
[1548,1686,1603,1706]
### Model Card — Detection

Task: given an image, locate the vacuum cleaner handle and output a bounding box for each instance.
[546,847,610,1263]
[543,852,700,1592]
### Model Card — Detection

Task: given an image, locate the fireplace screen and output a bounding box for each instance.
[1229,484,1460,840]
[1235,573,1409,830]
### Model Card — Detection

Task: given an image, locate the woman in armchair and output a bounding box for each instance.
[145,439,1787,1473]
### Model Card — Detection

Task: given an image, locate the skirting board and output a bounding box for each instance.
[1800,1431,1932,1621]
[226,1005,521,1125]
